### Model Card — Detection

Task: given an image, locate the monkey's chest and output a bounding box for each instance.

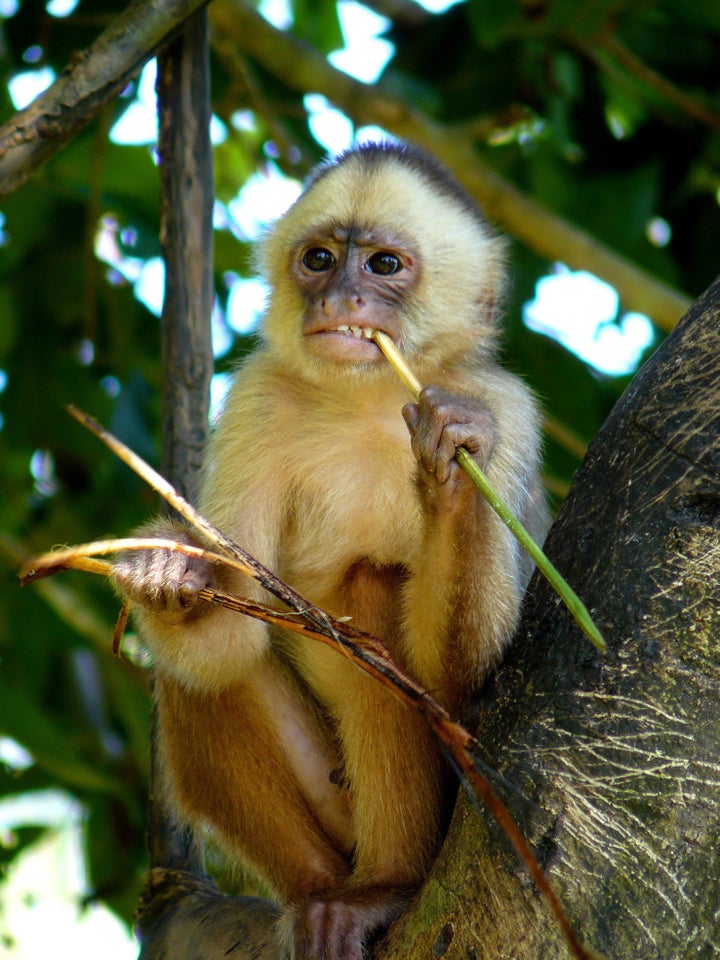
[278,439,421,615]
[272,428,421,706]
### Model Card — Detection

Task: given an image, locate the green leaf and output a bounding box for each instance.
[290,0,343,54]
[467,0,527,46]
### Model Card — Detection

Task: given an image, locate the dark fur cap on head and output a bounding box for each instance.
[306,140,488,228]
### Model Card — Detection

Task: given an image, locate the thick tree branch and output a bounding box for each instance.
[0,0,208,197]
[210,0,691,332]
[380,276,720,958]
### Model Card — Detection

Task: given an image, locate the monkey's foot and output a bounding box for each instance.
[283,886,414,960]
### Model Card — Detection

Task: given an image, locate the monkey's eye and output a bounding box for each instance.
[302,248,336,272]
[366,252,402,276]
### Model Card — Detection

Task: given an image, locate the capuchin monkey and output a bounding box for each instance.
[114,141,548,960]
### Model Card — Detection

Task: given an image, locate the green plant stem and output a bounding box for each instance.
[455,448,605,652]
[373,331,606,653]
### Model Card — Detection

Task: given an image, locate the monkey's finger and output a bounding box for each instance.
[433,426,464,483]
[112,553,161,598]
[113,549,213,613]
[177,568,215,607]
[401,403,426,466]
[401,402,419,433]
[442,420,495,472]
[153,556,214,610]
[411,412,465,482]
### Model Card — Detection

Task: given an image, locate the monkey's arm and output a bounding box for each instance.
[400,375,546,711]
[113,494,282,692]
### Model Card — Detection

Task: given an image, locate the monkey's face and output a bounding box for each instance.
[261,145,507,377]
[290,225,420,365]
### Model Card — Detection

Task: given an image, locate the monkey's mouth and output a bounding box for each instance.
[331,324,377,340]
[304,324,390,362]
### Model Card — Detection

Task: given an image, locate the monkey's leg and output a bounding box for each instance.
[291,664,445,960]
[154,657,354,900]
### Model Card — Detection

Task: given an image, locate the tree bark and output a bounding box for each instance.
[135,281,720,958]
[157,9,214,506]
[0,0,208,198]
[138,870,281,960]
[142,6,214,890]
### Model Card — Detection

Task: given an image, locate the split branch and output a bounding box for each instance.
[0,0,209,197]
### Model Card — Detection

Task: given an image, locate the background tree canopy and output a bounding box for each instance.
[0,0,718,951]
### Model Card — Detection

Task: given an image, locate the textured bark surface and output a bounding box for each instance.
[143,8,214,885]
[157,11,214,506]
[0,0,208,197]
[138,869,281,960]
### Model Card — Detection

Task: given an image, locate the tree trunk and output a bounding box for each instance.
[382,273,720,959]
[143,5,213,885]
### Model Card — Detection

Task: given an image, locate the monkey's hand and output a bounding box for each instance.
[402,385,495,509]
[112,521,218,621]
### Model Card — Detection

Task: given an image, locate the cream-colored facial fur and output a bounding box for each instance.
[261,148,506,375]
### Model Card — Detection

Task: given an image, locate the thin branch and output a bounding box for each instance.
[0,533,128,662]
[209,0,691,333]
[65,405,342,639]
[577,33,720,131]
[81,105,113,345]
[0,0,209,197]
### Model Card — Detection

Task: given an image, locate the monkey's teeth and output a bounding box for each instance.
[331,325,377,339]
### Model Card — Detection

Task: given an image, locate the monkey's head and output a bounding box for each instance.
[260,141,506,380]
